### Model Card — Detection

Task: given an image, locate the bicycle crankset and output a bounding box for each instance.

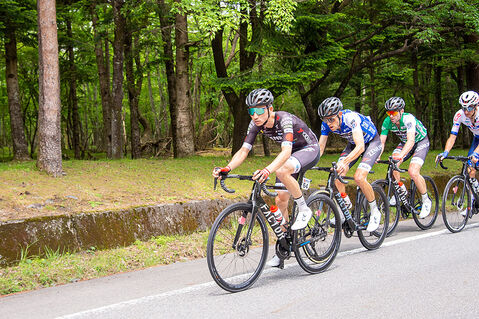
[275,239,291,261]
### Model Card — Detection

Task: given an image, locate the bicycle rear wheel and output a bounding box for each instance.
[206,203,268,292]
[357,184,389,250]
[294,194,342,274]
[442,175,470,233]
[372,179,400,236]
[411,176,439,229]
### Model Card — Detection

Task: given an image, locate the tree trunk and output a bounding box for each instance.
[369,64,378,125]
[111,0,126,159]
[174,2,195,157]
[4,24,29,160]
[412,50,422,122]
[434,66,445,149]
[157,0,177,155]
[37,0,63,176]
[465,34,479,92]
[66,16,81,159]
[90,1,112,157]
[124,31,142,159]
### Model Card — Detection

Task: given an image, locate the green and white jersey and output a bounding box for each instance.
[380,112,427,143]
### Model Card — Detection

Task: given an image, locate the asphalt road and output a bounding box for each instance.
[2,216,479,319]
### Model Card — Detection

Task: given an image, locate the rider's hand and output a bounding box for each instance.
[213,166,231,179]
[472,152,479,164]
[252,168,270,183]
[336,161,348,174]
[436,151,449,163]
[392,154,403,162]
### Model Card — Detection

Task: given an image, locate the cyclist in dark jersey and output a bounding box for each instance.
[317,97,382,232]
[213,89,320,267]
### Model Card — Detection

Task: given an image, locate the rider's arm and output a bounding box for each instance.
[397,131,415,159]
[342,129,365,166]
[226,146,250,170]
[265,145,292,173]
[378,134,387,160]
[318,134,328,157]
[443,134,457,153]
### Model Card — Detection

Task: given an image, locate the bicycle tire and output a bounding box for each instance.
[372,179,400,237]
[357,184,389,250]
[411,176,439,230]
[206,202,268,292]
[442,175,470,233]
[293,193,342,274]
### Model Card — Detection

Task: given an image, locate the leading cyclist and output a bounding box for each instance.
[378,97,431,218]
[212,88,320,267]
[317,97,382,232]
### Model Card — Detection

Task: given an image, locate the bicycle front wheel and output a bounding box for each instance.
[294,193,342,274]
[206,203,268,292]
[357,184,389,250]
[411,176,439,230]
[372,179,400,237]
[442,175,470,233]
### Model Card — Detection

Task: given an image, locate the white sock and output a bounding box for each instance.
[368,200,378,211]
[421,193,429,202]
[294,196,307,210]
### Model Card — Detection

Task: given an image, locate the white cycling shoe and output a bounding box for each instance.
[366,208,381,232]
[330,211,345,227]
[266,255,282,267]
[291,207,313,230]
[419,197,432,218]
[389,196,397,206]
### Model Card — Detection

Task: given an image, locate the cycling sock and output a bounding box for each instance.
[294,196,307,210]
[368,200,378,211]
[421,193,429,201]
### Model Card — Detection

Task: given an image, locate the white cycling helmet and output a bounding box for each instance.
[459,91,479,110]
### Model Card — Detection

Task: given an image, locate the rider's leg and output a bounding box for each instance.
[409,162,426,194]
[275,159,312,230]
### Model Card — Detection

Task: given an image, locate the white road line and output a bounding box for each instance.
[58,222,479,318]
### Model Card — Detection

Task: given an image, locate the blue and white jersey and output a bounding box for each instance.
[450,108,479,137]
[321,109,378,144]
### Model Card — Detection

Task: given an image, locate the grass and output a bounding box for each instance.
[0,147,465,222]
[0,147,468,295]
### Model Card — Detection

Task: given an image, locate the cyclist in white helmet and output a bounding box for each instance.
[378,97,431,218]
[213,89,320,267]
[436,91,479,208]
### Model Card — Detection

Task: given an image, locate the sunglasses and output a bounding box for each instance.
[323,116,337,124]
[463,105,477,112]
[248,107,267,116]
[387,110,399,117]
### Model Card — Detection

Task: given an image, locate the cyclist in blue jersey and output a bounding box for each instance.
[436,91,479,210]
[213,89,320,267]
[317,97,382,232]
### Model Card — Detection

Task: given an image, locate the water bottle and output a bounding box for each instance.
[270,205,286,225]
[340,192,352,210]
[470,177,479,194]
[398,181,408,197]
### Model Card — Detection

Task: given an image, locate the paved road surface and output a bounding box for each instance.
[2,217,479,319]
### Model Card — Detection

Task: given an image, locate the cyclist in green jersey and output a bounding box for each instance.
[378,97,432,218]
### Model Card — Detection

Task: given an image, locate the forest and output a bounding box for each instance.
[1,0,479,176]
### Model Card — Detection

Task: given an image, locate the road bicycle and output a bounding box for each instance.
[206,172,342,292]
[308,162,389,250]
[373,157,439,236]
[439,155,479,233]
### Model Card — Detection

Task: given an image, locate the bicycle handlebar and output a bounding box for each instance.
[214,174,278,197]
[310,162,349,184]
[437,155,471,170]
[376,156,406,173]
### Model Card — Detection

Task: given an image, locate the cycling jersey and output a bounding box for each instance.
[381,113,427,143]
[450,108,479,136]
[242,111,318,151]
[320,109,377,144]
